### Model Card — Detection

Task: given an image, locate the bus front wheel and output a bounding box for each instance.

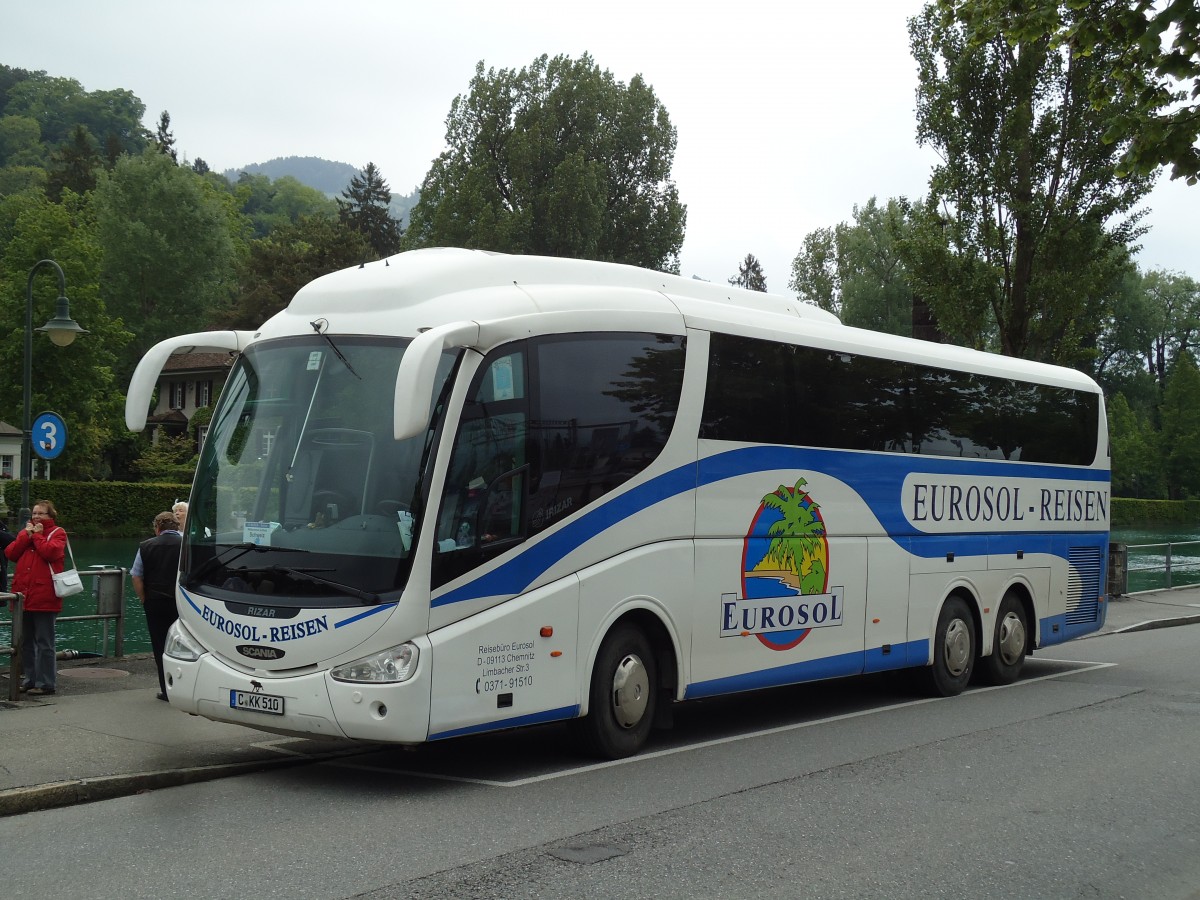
[575,623,658,759]
[977,592,1028,686]
[924,596,975,697]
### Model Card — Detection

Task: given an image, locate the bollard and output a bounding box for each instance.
[92,568,126,658]
[1107,543,1128,598]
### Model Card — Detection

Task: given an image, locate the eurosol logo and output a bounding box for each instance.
[721,477,844,651]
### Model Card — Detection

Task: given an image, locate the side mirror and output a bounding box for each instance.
[394,321,480,440]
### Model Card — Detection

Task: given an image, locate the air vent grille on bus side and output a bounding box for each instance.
[1066,547,1103,624]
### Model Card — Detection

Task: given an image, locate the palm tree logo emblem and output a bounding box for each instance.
[741,478,830,650]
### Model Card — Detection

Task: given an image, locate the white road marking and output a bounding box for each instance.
[320,659,1116,787]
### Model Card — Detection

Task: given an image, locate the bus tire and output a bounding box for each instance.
[923,596,975,697]
[575,623,658,759]
[977,592,1028,686]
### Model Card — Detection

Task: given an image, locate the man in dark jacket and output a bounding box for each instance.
[131,511,182,700]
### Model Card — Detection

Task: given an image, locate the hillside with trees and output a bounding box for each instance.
[223,155,418,225]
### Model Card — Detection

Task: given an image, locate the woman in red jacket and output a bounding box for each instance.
[5,499,67,695]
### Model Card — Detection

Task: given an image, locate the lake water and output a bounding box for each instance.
[1111,525,1200,592]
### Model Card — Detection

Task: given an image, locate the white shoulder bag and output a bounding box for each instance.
[48,528,84,599]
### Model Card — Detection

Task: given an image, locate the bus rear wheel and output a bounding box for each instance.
[923,596,975,697]
[977,592,1028,686]
[575,623,658,759]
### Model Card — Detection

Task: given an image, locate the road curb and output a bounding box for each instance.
[1110,613,1200,635]
[0,755,312,818]
[0,744,374,818]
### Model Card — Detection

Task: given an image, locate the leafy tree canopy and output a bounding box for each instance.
[232,171,337,238]
[218,214,369,330]
[404,53,687,273]
[0,66,148,164]
[939,0,1200,184]
[790,197,917,336]
[92,149,242,377]
[0,190,132,479]
[907,4,1151,364]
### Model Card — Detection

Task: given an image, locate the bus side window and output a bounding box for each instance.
[527,334,683,536]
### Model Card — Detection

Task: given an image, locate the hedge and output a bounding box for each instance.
[0,480,191,537]
[1111,498,1200,528]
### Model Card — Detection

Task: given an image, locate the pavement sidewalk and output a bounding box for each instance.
[3,587,1200,817]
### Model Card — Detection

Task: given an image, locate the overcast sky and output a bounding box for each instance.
[3,0,1194,291]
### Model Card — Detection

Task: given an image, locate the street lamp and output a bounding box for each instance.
[21,259,87,523]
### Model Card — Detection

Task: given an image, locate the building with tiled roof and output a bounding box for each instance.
[142,350,236,447]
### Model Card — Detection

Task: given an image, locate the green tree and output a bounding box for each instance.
[908,4,1153,363]
[47,124,100,200]
[729,254,767,292]
[1160,351,1200,498]
[939,0,1200,184]
[0,190,132,479]
[1107,392,1164,498]
[790,197,916,335]
[0,114,43,167]
[131,432,195,482]
[154,110,177,163]
[2,70,147,158]
[219,214,369,329]
[93,149,241,376]
[337,162,402,260]
[236,172,337,238]
[1140,270,1200,387]
[404,54,687,272]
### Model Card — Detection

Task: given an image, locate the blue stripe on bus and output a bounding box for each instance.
[334,603,398,628]
[428,704,580,741]
[181,587,202,614]
[684,639,930,699]
[433,445,1109,607]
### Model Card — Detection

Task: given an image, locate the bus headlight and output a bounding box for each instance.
[330,642,418,684]
[164,620,207,662]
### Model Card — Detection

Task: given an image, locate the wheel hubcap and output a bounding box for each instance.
[944,619,971,677]
[997,611,1026,666]
[611,653,649,729]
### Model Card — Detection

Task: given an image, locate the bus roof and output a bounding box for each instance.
[266,248,1098,394]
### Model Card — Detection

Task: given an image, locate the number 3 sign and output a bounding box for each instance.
[33,411,68,460]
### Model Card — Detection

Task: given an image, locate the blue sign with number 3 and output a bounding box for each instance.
[33,411,67,461]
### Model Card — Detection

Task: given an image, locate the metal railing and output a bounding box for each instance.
[1119,540,1200,594]
[2,567,126,702]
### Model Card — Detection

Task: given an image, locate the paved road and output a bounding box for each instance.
[3,624,1198,899]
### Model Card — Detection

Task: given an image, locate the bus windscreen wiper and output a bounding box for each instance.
[238,564,381,605]
[184,547,280,588]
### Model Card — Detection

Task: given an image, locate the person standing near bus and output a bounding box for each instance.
[172,500,188,533]
[5,500,67,695]
[131,511,182,701]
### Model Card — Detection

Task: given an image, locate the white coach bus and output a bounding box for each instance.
[126,248,1109,758]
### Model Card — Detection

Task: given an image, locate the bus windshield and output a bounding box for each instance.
[183,335,458,606]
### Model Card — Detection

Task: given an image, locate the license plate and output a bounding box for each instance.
[229,689,285,715]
